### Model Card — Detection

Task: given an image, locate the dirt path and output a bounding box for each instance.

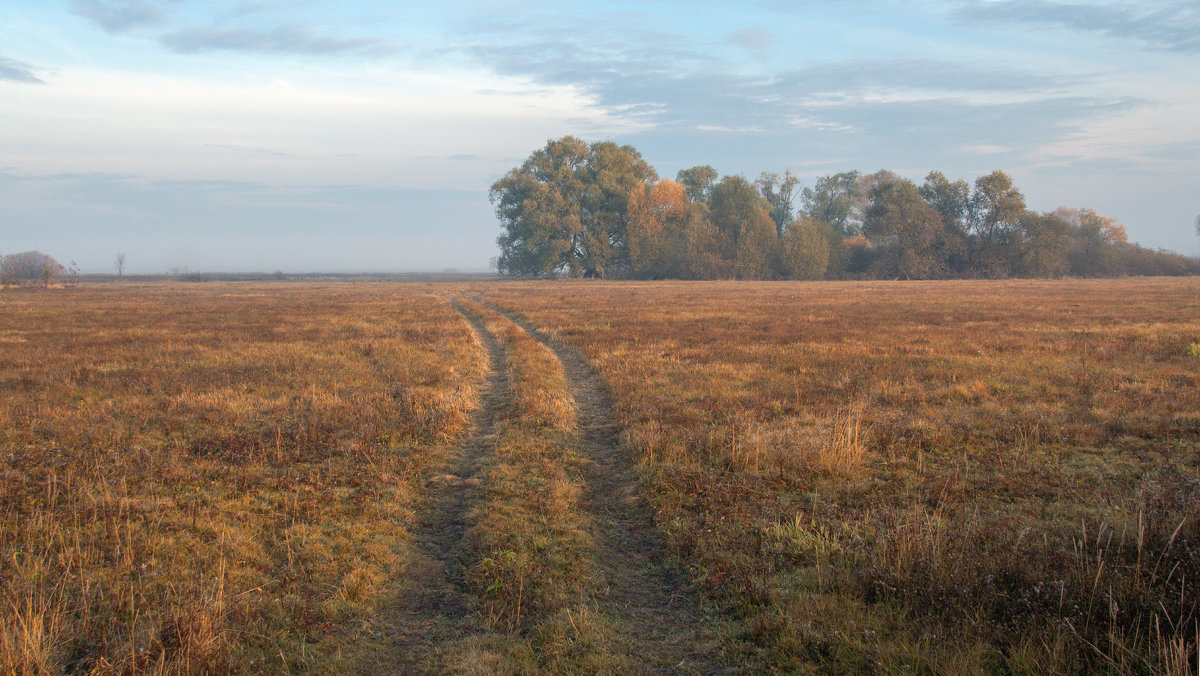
[481,299,730,675]
[358,299,509,673]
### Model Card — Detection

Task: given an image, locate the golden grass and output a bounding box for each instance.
[0,282,485,673]
[485,277,1200,673]
[6,277,1196,673]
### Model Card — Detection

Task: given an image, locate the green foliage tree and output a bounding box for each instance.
[1057,207,1129,276]
[490,136,655,277]
[755,170,801,237]
[585,141,659,275]
[779,216,830,280]
[862,177,949,279]
[491,136,589,277]
[918,171,971,272]
[801,171,862,237]
[968,170,1026,277]
[676,165,718,204]
[918,171,970,230]
[1013,211,1071,277]
[709,175,771,262]
[680,210,723,279]
[801,171,865,278]
[736,207,780,279]
[492,140,1195,280]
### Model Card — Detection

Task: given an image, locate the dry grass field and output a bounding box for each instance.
[485,277,1200,674]
[1,283,485,672]
[2,278,1197,674]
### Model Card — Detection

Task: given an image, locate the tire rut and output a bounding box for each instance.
[481,299,730,675]
[362,299,508,673]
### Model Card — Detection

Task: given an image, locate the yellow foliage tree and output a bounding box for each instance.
[736,207,779,279]
[780,216,830,280]
[627,179,691,278]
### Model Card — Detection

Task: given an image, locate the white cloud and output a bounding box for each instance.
[695,124,766,133]
[959,144,1015,154]
[1023,71,1200,170]
[0,65,652,190]
[788,116,859,133]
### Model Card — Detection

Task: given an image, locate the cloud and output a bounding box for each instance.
[71,0,165,35]
[160,26,394,55]
[463,28,1106,143]
[449,2,1097,137]
[731,29,771,51]
[0,56,45,84]
[957,1,1200,54]
[818,95,1139,147]
[204,143,292,158]
[777,59,1087,96]
[696,124,766,133]
[960,144,1017,154]
[789,116,859,133]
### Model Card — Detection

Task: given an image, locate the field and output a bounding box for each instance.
[1,284,485,672]
[2,278,1198,673]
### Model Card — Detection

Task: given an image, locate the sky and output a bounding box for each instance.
[2,0,1198,273]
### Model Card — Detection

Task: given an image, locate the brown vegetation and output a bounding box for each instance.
[5,278,1197,673]
[0,283,484,672]
[486,277,1200,673]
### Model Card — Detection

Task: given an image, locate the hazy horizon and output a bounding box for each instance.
[3,0,1199,274]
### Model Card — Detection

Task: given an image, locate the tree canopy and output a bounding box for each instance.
[1,251,66,286]
[491,137,1199,280]
[490,136,656,278]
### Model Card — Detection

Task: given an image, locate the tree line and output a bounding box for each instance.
[490,136,1198,279]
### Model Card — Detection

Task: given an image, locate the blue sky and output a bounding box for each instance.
[2,0,1198,272]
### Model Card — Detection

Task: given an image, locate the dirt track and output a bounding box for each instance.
[482,298,728,674]
[366,296,728,673]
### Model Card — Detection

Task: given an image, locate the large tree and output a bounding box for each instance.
[918,171,970,231]
[585,141,660,274]
[1,251,65,286]
[918,171,971,272]
[863,177,950,279]
[801,171,867,278]
[736,208,780,279]
[801,171,863,237]
[1057,207,1129,276]
[779,216,830,280]
[967,170,1026,276]
[676,165,718,204]
[627,179,692,279]
[755,170,801,237]
[490,136,656,277]
[709,175,771,262]
[1013,211,1071,278]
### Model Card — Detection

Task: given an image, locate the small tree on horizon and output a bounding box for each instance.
[1,251,66,287]
[115,252,127,278]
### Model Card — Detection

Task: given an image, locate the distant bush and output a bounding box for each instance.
[1,251,66,286]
